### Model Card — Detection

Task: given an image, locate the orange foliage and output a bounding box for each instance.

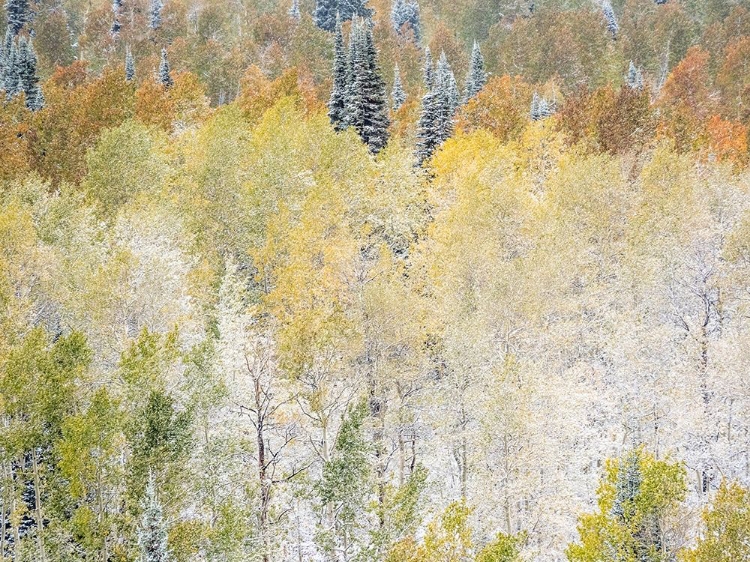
[456,75,532,143]
[704,115,748,169]
[135,71,211,132]
[0,97,32,184]
[29,66,135,184]
[658,47,716,152]
[237,65,321,125]
[717,37,750,122]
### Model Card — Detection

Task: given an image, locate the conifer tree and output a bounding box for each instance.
[343,18,389,153]
[17,37,42,110]
[111,0,123,34]
[464,41,486,101]
[392,64,406,110]
[288,0,301,20]
[149,0,163,30]
[126,46,136,81]
[627,61,644,90]
[158,48,173,88]
[4,0,30,36]
[138,474,170,562]
[314,0,371,32]
[391,0,420,42]
[0,28,14,93]
[423,46,433,90]
[314,0,337,31]
[602,1,618,39]
[530,91,541,120]
[328,15,348,130]
[415,51,457,165]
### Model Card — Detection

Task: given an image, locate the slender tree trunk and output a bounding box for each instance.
[1,461,7,560]
[32,449,45,562]
[255,376,271,562]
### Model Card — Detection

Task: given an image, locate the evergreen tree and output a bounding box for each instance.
[392,64,406,110]
[0,27,13,92]
[423,46,433,90]
[158,47,172,88]
[627,61,644,90]
[391,0,420,42]
[602,1,618,39]
[138,473,170,562]
[17,37,42,110]
[288,0,301,20]
[530,91,541,120]
[343,18,389,153]
[464,41,487,101]
[415,51,456,165]
[149,0,163,30]
[111,0,123,34]
[126,46,136,81]
[314,0,371,32]
[314,0,337,31]
[4,0,30,36]
[328,15,348,130]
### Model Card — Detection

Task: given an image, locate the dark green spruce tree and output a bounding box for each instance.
[464,41,487,102]
[342,19,389,153]
[126,46,136,81]
[314,0,371,32]
[5,0,31,36]
[328,15,348,130]
[415,51,456,165]
[392,64,406,110]
[423,46,433,90]
[15,36,43,110]
[158,47,173,88]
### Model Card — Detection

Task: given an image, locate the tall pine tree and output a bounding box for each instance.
[392,64,406,110]
[5,0,30,36]
[415,51,457,165]
[602,1,618,39]
[423,46,433,90]
[288,0,301,20]
[126,46,136,81]
[150,0,163,30]
[342,19,389,153]
[158,47,172,88]
[464,41,486,101]
[138,474,170,562]
[328,15,348,130]
[314,0,371,32]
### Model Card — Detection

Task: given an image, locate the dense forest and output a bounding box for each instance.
[2,0,750,561]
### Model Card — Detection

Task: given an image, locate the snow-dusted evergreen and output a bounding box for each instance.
[288,0,301,21]
[423,46,433,90]
[149,0,164,30]
[602,1,618,39]
[627,61,644,90]
[342,18,390,153]
[328,15,348,130]
[138,474,170,562]
[391,0,421,42]
[464,41,487,102]
[530,91,554,121]
[158,48,173,88]
[4,0,30,36]
[391,64,406,110]
[111,0,123,34]
[415,51,457,165]
[2,34,43,109]
[125,46,136,81]
[314,0,371,32]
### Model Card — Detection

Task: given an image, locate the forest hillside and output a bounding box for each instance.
[2,0,750,561]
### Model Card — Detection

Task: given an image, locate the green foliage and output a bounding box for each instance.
[83,120,169,215]
[681,481,750,562]
[566,448,687,562]
[476,532,526,562]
